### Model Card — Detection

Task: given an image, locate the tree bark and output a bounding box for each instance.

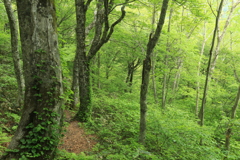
[151,5,158,104]
[3,0,25,108]
[198,0,224,130]
[97,52,101,89]
[224,85,240,159]
[125,58,140,93]
[224,66,240,159]
[162,7,173,109]
[3,1,64,159]
[74,0,89,122]
[195,22,207,116]
[139,0,169,145]
[211,0,240,72]
[70,54,79,110]
[74,0,126,122]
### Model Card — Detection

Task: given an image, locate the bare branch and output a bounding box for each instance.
[207,0,217,17]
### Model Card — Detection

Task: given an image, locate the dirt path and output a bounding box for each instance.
[0,110,96,156]
[58,110,97,154]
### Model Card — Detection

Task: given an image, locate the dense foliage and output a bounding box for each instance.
[1,0,240,159]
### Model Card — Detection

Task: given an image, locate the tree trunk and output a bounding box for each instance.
[125,59,140,93]
[74,0,89,122]
[171,58,182,102]
[195,22,207,116]
[3,0,25,108]
[224,85,240,159]
[3,1,64,159]
[75,58,92,122]
[139,0,169,145]
[150,5,158,104]
[162,7,173,109]
[151,52,158,103]
[74,0,126,122]
[97,52,101,89]
[211,1,239,72]
[198,0,224,144]
[70,55,79,110]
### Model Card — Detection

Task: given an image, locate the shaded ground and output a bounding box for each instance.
[58,110,97,154]
[0,110,97,155]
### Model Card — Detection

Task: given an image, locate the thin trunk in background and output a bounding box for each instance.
[125,58,141,92]
[224,23,240,158]
[195,22,207,116]
[211,0,240,72]
[151,4,158,104]
[151,52,158,103]
[197,1,239,115]
[198,0,224,133]
[3,0,25,108]
[171,58,182,99]
[139,0,169,145]
[97,52,101,89]
[162,7,173,109]
[70,55,79,109]
[224,85,240,159]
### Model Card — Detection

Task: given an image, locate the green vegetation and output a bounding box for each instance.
[1,0,240,159]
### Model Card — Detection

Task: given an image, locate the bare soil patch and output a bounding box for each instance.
[58,110,97,154]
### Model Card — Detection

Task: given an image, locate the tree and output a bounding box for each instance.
[74,0,128,122]
[198,0,224,141]
[3,1,64,159]
[3,0,24,108]
[139,0,169,144]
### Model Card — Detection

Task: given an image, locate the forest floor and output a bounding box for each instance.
[58,110,97,154]
[1,110,97,155]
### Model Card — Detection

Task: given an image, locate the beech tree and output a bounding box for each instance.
[139,0,169,144]
[3,0,64,159]
[198,0,224,128]
[74,0,128,122]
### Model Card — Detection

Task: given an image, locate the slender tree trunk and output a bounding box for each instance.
[97,52,101,89]
[195,22,207,116]
[198,0,224,143]
[150,4,158,104]
[3,1,64,159]
[139,0,169,145]
[162,7,173,109]
[171,58,182,102]
[125,59,140,93]
[211,1,239,72]
[3,0,25,108]
[224,64,240,158]
[224,85,240,159]
[70,55,79,110]
[125,62,134,90]
[151,52,158,103]
[106,66,110,79]
[74,0,126,122]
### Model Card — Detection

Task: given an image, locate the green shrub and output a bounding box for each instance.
[56,149,95,160]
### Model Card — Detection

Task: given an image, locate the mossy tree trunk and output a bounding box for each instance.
[3,0,64,159]
[3,0,25,108]
[70,55,79,110]
[139,0,169,145]
[74,0,127,122]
